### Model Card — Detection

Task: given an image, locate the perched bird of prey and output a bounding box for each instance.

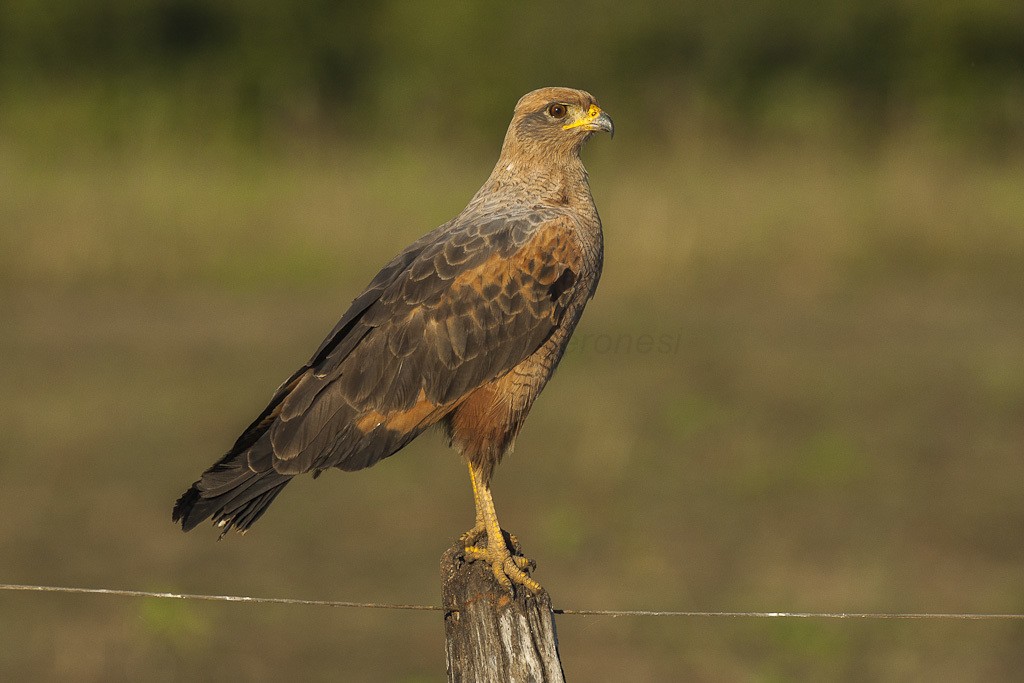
[173,87,613,592]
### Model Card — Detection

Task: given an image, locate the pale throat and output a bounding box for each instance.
[485,146,590,205]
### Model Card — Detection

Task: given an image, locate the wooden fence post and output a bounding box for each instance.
[441,541,565,682]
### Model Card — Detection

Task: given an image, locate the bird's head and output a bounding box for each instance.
[502,87,614,161]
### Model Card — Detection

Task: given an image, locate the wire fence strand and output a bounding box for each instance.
[2,583,1023,620]
[551,608,1024,620]
[0,583,442,611]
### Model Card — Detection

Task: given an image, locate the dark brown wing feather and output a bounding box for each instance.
[173,209,583,532]
[269,210,582,471]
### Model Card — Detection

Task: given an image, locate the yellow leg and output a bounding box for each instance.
[459,462,485,545]
[462,462,540,593]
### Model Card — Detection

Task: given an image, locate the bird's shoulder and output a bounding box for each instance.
[300,203,587,379]
[367,203,579,300]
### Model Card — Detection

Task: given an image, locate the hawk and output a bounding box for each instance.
[173,87,613,591]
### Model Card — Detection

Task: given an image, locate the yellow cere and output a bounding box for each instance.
[562,104,603,130]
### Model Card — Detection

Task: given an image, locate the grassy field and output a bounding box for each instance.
[1,124,1023,681]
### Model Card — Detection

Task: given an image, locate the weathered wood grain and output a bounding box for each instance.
[442,541,565,683]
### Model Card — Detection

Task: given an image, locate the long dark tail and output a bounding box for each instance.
[173,369,306,536]
[172,449,292,536]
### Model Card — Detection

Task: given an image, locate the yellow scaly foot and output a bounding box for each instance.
[463,462,541,593]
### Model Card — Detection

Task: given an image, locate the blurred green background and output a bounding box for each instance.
[2,1,1023,680]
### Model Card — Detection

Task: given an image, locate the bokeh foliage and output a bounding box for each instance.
[2,0,1023,148]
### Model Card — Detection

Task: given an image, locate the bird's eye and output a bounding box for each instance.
[547,103,567,119]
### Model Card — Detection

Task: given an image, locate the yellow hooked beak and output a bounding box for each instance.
[562,103,615,138]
